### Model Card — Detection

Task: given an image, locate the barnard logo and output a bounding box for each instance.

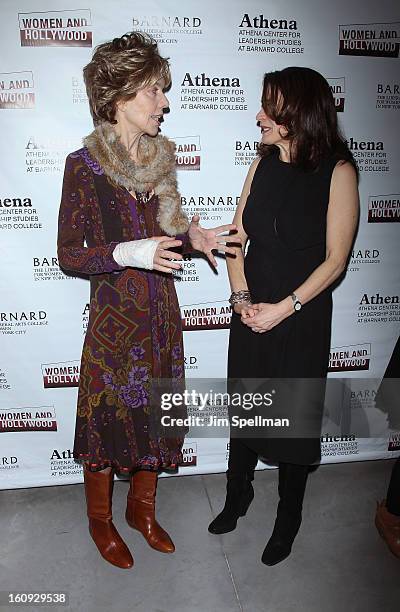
[346,137,384,151]
[42,360,80,388]
[368,194,400,222]
[33,256,58,267]
[184,355,198,370]
[377,83,399,94]
[180,193,238,223]
[351,388,376,401]
[348,247,381,271]
[181,442,197,467]
[132,15,202,45]
[181,301,231,331]
[234,140,258,166]
[0,310,48,335]
[173,136,201,171]
[0,406,57,432]
[18,9,92,47]
[235,141,259,151]
[0,310,47,322]
[0,71,34,109]
[338,22,400,58]
[351,248,380,260]
[327,77,346,112]
[181,73,240,88]
[0,456,19,470]
[0,197,32,207]
[33,255,74,282]
[329,343,371,371]
[181,195,240,207]
[239,14,297,30]
[133,16,201,29]
[376,82,400,110]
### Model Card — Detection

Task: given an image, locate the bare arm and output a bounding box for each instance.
[226,157,261,292]
[284,161,359,310]
[244,161,359,331]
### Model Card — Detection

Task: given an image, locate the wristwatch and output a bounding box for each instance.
[291,292,302,312]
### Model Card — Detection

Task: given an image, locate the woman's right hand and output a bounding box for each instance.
[152,236,183,273]
[233,302,258,317]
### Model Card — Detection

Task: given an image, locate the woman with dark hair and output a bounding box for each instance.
[57,31,238,569]
[208,67,359,565]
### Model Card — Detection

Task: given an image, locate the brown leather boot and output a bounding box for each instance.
[84,466,134,568]
[375,499,400,559]
[125,470,175,553]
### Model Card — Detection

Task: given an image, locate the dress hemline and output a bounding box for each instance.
[74,452,184,474]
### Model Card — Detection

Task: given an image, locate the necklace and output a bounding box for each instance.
[135,191,153,205]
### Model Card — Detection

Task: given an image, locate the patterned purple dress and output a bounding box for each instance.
[57,148,188,473]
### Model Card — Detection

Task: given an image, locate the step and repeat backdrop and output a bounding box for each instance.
[0,0,399,488]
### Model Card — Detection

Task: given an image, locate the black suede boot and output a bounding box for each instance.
[208,438,258,534]
[261,462,309,566]
[208,472,254,534]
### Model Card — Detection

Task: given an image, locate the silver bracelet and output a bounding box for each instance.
[229,290,252,306]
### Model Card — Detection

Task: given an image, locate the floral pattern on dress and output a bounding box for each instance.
[58,149,188,473]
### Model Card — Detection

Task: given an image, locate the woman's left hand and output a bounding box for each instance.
[188,215,241,267]
[241,301,291,333]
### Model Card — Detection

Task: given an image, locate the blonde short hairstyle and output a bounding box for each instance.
[83,31,171,124]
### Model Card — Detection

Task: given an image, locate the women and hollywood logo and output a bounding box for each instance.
[0,71,34,109]
[339,22,399,58]
[18,9,92,47]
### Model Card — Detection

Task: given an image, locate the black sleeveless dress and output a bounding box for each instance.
[228,148,338,465]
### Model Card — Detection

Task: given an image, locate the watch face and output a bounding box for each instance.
[294,301,302,311]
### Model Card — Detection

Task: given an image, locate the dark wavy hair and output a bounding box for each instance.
[258,67,357,174]
[83,31,171,125]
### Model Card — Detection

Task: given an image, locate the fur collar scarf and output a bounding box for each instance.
[83,122,189,235]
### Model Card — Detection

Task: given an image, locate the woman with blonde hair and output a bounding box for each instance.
[58,31,238,569]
